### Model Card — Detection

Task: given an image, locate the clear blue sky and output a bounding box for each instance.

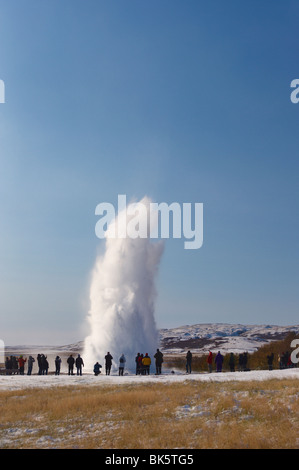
[0,0,299,345]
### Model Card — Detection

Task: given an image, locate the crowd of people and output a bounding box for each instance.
[205,350,297,373]
[2,348,165,377]
[98,349,164,376]
[3,353,85,376]
[2,348,297,376]
[206,350,250,373]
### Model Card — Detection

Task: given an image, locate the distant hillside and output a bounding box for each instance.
[159,323,299,355]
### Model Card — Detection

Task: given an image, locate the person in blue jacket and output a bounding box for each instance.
[215,351,224,372]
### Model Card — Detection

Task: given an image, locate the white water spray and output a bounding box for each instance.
[83,196,164,372]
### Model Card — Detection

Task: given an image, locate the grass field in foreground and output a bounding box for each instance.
[0,378,299,449]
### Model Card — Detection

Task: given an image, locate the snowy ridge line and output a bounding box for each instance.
[159,323,299,354]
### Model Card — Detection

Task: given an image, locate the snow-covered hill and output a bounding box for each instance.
[159,323,299,355]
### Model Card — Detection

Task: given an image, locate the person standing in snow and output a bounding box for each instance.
[207,351,213,373]
[37,354,42,375]
[186,350,192,374]
[135,353,141,375]
[118,354,126,376]
[12,356,18,372]
[105,352,113,375]
[55,356,62,375]
[18,355,27,375]
[27,356,35,375]
[215,351,224,372]
[75,354,84,376]
[138,354,144,375]
[154,349,164,375]
[43,356,49,375]
[142,353,151,375]
[5,357,11,374]
[67,354,75,375]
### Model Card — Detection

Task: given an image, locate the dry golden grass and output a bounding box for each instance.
[1,379,299,449]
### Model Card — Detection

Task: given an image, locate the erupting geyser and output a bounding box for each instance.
[83,196,164,372]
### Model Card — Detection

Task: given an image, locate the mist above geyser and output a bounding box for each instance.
[83,197,164,372]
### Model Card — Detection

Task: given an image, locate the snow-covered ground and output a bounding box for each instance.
[0,367,299,391]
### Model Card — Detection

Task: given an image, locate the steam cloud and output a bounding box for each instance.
[83,196,164,372]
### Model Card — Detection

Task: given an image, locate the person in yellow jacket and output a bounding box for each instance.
[142,353,151,375]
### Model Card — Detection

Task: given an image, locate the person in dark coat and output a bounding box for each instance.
[5,357,12,374]
[105,352,113,375]
[12,356,18,373]
[186,350,192,374]
[93,362,102,376]
[229,353,235,372]
[154,349,164,375]
[27,356,35,375]
[37,354,42,375]
[41,355,48,375]
[215,351,224,372]
[67,354,75,375]
[75,354,84,376]
[135,353,141,375]
[55,356,62,375]
[138,354,144,375]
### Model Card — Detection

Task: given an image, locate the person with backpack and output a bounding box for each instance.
[118,354,126,376]
[75,354,84,376]
[154,348,164,375]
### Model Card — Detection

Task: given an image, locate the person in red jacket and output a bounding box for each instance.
[18,355,27,375]
[207,351,213,373]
